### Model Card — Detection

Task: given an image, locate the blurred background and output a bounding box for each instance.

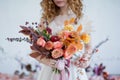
[0,0,120,80]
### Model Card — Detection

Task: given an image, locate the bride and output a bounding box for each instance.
[31,0,93,80]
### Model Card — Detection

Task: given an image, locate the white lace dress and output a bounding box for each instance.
[37,13,93,80]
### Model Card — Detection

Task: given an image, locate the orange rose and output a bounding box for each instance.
[53,41,63,49]
[64,44,77,59]
[45,41,53,50]
[37,37,46,47]
[52,49,64,59]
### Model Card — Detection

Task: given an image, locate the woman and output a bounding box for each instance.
[33,0,93,80]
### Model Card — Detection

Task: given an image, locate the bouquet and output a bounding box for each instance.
[18,18,90,60]
[6,18,109,80]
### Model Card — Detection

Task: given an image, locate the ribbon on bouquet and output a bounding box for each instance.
[53,59,70,80]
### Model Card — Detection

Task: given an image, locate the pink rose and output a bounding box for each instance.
[37,37,46,47]
[53,41,63,49]
[45,41,53,50]
[52,49,64,59]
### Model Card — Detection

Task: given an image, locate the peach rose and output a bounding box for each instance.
[51,49,64,59]
[64,44,77,59]
[53,41,63,49]
[37,37,46,47]
[45,41,53,50]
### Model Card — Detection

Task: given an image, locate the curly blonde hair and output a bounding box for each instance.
[40,0,83,23]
